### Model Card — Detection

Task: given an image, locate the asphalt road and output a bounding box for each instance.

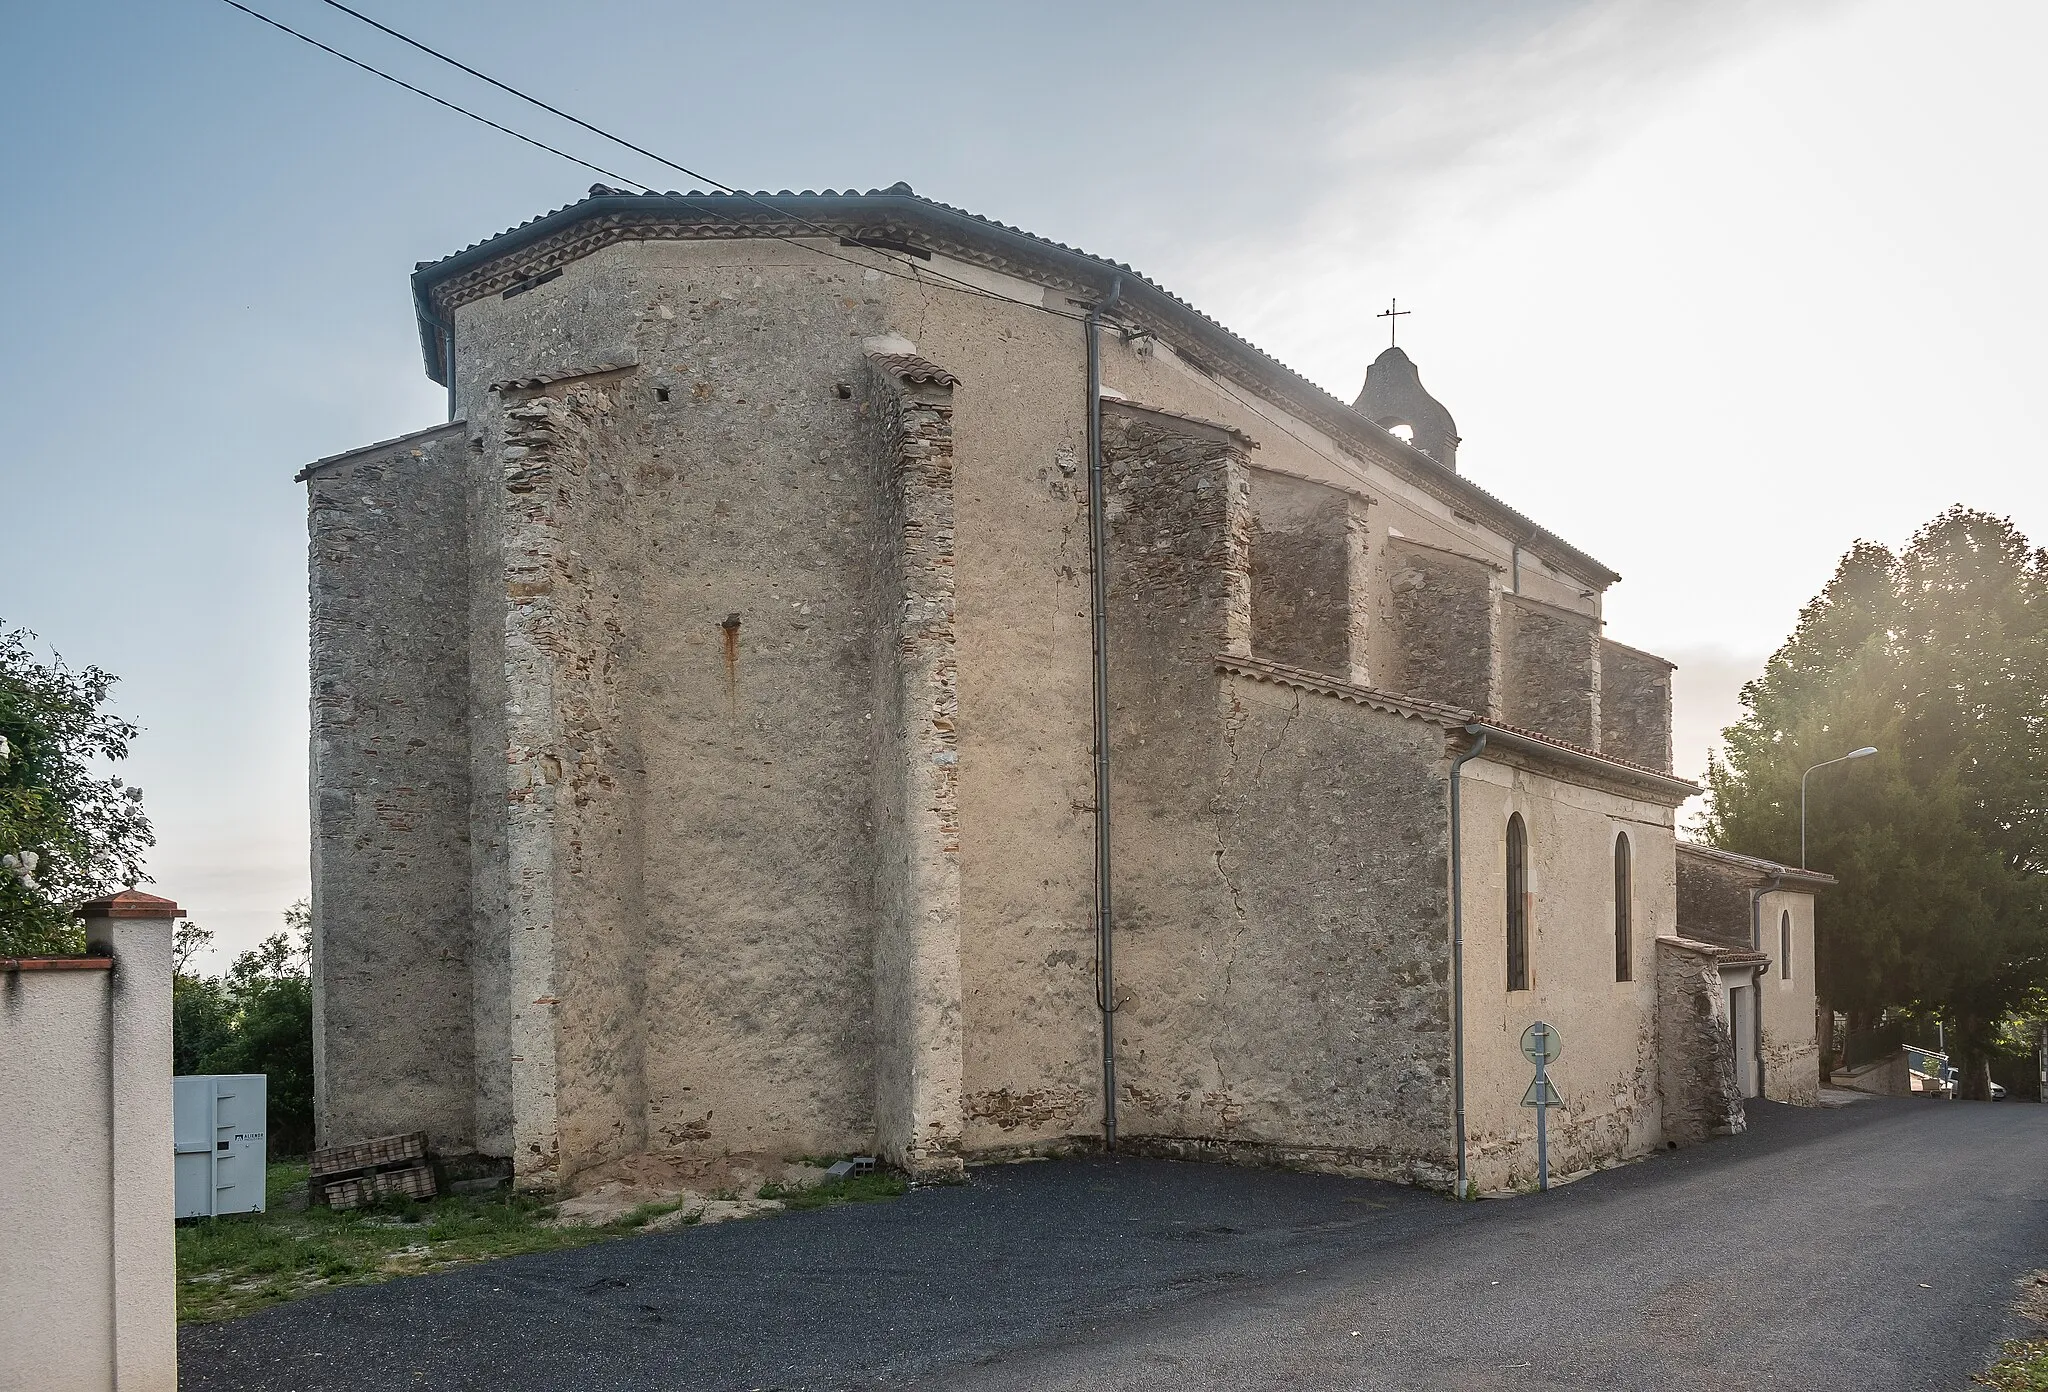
[182,1098,2048,1391]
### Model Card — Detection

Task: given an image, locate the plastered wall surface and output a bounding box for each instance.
[1,970,115,1391]
[1,915,177,1392]
[460,242,899,1184]
[875,276,1104,1158]
[307,424,476,1154]
[1457,761,1673,1191]
[1759,890,1821,1104]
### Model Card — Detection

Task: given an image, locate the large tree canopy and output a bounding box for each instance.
[1704,508,2048,1096]
[0,623,154,956]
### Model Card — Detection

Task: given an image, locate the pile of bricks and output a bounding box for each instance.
[308,1131,438,1210]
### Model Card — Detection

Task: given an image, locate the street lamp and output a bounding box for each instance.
[1802,746,1878,868]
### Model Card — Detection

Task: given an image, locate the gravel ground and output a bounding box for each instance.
[181,1097,2047,1391]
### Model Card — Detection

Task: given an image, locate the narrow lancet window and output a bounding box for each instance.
[1614,833,1633,983]
[1781,909,1793,979]
[1506,813,1529,991]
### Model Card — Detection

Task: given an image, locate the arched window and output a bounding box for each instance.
[1780,909,1793,979]
[1506,813,1529,991]
[1614,833,1633,983]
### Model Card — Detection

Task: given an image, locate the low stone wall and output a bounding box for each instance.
[1656,936,1745,1144]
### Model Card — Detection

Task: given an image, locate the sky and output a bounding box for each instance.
[5,0,2045,968]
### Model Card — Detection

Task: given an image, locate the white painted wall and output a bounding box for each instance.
[0,899,178,1392]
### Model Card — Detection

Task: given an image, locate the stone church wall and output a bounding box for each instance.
[1386,538,1498,715]
[1676,850,1759,952]
[1457,760,1671,1191]
[443,243,905,1184]
[306,423,477,1155]
[1245,468,1358,679]
[1655,937,1746,1144]
[1097,406,1457,1183]
[475,376,650,1189]
[1501,593,1600,748]
[1600,639,1674,771]
[861,361,965,1179]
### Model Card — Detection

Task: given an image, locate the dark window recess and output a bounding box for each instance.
[1507,813,1529,992]
[834,383,853,400]
[656,386,671,402]
[1614,833,1633,983]
[1781,910,1793,979]
[502,266,564,299]
[838,235,930,260]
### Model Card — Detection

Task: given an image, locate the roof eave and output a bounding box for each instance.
[408,190,1623,588]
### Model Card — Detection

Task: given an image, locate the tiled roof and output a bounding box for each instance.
[867,352,959,388]
[408,183,1622,591]
[1218,655,1475,728]
[1676,841,1839,887]
[1480,716,1698,792]
[1218,655,1697,802]
[294,419,467,483]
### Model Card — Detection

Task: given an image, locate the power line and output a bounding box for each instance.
[216,0,1089,322]
[216,0,645,191]
[308,0,1086,317]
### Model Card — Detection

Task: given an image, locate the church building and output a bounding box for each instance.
[302,184,1818,1196]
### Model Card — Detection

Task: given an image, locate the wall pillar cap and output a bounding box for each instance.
[76,888,182,919]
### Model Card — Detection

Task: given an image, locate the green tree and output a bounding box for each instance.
[0,623,153,956]
[175,902,316,1154]
[171,920,236,1075]
[1706,508,2048,1097]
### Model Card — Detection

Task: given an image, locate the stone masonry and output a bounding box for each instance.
[302,186,1764,1197]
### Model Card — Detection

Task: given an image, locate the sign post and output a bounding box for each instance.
[1519,1021,1561,1192]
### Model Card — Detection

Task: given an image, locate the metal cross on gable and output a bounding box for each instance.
[1377,298,1410,347]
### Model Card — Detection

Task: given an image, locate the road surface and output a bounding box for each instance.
[181,1097,2046,1390]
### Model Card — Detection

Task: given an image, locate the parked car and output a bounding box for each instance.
[1936,1063,2007,1099]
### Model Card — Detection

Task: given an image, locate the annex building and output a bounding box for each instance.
[302,184,1827,1195]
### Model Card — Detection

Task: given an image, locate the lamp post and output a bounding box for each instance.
[1801,747,1878,868]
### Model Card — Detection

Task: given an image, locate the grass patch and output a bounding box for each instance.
[177,1160,911,1325]
[1981,1339,2048,1390]
[759,1170,908,1211]
[182,1164,642,1325]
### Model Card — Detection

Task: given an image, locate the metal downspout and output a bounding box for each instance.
[1087,276,1124,1150]
[1449,724,1489,1197]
